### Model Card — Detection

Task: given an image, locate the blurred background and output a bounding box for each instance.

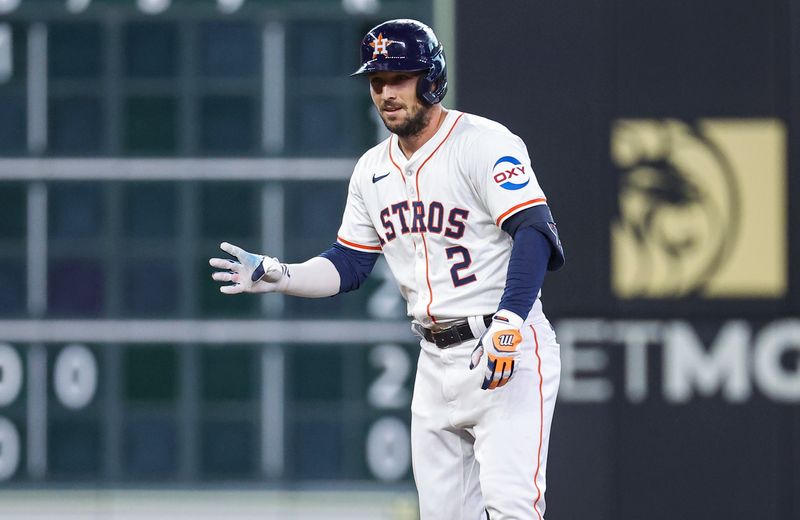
[0,0,797,518]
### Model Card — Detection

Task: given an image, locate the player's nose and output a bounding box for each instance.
[381,83,399,99]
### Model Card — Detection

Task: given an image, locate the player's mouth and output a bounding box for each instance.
[382,104,404,115]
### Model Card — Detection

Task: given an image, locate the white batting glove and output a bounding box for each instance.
[469,310,524,390]
[209,242,289,294]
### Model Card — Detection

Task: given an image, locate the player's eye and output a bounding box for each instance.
[390,74,411,84]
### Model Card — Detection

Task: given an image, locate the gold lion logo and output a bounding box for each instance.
[611,120,741,297]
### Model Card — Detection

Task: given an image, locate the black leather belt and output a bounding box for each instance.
[421,314,494,349]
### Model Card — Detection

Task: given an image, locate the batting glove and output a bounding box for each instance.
[469,310,524,390]
[209,242,289,294]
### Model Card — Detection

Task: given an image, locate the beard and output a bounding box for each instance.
[380,102,433,138]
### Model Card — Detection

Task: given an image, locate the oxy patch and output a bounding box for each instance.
[492,156,529,191]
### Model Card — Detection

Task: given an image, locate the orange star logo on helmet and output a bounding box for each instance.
[369,33,394,58]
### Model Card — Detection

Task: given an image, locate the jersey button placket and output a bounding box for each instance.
[407,163,427,324]
[413,244,427,320]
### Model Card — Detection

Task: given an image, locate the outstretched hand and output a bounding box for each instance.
[209,242,288,294]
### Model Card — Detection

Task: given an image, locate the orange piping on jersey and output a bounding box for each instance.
[416,112,465,324]
[337,236,382,252]
[388,137,426,289]
[495,197,548,226]
[387,136,405,184]
[419,232,436,323]
[531,324,544,520]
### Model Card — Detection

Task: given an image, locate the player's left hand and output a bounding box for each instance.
[469,310,524,390]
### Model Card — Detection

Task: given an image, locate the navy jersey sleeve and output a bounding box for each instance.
[497,205,565,318]
[319,243,380,293]
[501,204,564,271]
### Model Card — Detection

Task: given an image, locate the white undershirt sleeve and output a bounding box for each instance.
[281,256,341,298]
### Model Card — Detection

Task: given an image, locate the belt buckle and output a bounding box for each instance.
[419,318,472,349]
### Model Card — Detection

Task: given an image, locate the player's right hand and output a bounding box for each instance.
[469,310,524,390]
[209,242,289,294]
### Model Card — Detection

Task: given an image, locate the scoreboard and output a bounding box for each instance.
[0,163,421,486]
[0,0,433,487]
[0,337,419,484]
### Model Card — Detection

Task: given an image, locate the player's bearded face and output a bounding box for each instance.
[369,72,433,138]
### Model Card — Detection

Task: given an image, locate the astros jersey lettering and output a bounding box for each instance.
[337,109,548,327]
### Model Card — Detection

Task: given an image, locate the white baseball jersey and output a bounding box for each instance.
[336,109,549,326]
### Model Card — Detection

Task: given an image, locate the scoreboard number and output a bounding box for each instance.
[366,416,411,482]
[366,344,412,481]
[53,344,97,410]
[367,344,411,409]
[0,416,20,480]
[0,344,22,481]
[0,343,23,406]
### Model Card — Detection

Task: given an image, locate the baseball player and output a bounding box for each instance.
[210,19,564,520]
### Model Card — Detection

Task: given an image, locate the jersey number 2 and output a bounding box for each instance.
[446,245,477,287]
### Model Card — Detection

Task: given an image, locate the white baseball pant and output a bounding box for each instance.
[411,317,560,520]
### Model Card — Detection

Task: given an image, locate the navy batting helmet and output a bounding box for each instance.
[352,19,448,105]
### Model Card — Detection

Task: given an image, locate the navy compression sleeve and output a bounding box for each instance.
[497,227,552,318]
[501,205,565,271]
[319,243,380,293]
[497,205,565,318]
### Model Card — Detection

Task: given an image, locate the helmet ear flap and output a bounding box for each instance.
[417,47,447,105]
[417,71,436,105]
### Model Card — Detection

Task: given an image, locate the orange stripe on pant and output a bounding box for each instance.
[531,324,544,520]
